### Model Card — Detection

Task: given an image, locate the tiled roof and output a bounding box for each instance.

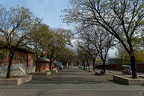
[0,35,34,53]
[38,57,50,63]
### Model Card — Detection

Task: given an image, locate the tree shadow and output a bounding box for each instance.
[27,76,113,84]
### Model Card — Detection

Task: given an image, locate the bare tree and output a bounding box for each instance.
[89,26,115,73]
[76,43,90,70]
[76,26,98,71]
[77,25,114,73]
[63,0,144,78]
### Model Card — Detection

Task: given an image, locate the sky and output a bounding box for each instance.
[0,0,71,29]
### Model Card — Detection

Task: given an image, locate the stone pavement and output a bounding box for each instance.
[0,67,144,96]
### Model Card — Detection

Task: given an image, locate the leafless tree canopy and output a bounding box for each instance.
[63,0,144,78]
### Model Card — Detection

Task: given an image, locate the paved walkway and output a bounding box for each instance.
[0,67,144,96]
[26,67,114,84]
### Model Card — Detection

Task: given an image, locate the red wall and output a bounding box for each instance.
[136,64,144,72]
[40,63,50,72]
[109,64,144,72]
[0,48,35,67]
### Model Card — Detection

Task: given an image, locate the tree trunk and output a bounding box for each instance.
[92,59,96,71]
[86,60,90,72]
[35,61,39,72]
[102,60,106,74]
[50,59,52,71]
[130,55,137,78]
[38,61,40,72]
[6,51,14,78]
[35,52,39,72]
[35,62,40,72]
[49,51,54,71]
[82,62,86,70]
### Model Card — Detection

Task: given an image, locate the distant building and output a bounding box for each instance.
[108,58,123,64]
[38,57,50,72]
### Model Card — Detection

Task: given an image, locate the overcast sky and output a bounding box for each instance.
[0,0,71,29]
